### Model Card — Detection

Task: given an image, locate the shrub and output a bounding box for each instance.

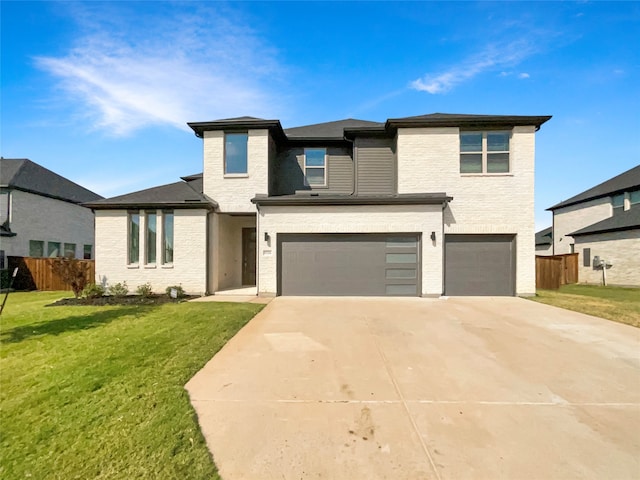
[165,285,186,299]
[50,257,91,298]
[82,283,105,299]
[107,281,129,297]
[136,282,153,298]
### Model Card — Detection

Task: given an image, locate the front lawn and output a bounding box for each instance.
[530,284,640,328]
[0,291,264,479]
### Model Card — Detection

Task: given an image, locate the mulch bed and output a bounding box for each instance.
[47,294,198,307]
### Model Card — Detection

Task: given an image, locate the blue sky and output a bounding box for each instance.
[2,1,639,231]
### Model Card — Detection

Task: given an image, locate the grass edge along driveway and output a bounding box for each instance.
[529,284,640,328]
[0,291,264,480]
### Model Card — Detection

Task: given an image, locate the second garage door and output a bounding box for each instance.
[278,233,420,296]
[445,234,516,296]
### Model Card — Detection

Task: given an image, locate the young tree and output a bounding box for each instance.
[49,257,91,298]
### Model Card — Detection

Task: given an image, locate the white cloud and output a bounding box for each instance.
[518,72,530,79]
[411,39,537,94]
[34,4,287,136]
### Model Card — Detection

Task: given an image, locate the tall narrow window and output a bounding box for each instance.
[84,244,92,260]
[128,212,140,264]
[304,148,326,186]
[146,211,157,264]
[225,133,248,174]
[162,211,174,264]
[0,191,9,226]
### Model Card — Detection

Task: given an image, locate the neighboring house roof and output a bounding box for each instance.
[0,158,103,204]
[548,164,640,211]
[85,176,215,210]
[285,119,384,141]
[251,193,452,207]
[535,226,553,246]
[569,207,640,237]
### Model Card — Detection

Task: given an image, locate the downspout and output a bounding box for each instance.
[255,203,260,296]
[205,211,210,295]
[342,135,356,195]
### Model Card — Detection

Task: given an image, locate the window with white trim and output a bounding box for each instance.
[612,193,624,215]
[304,148,326,186]
[224,133,248,174]
[460,131,510,174]
[128,212,140,264]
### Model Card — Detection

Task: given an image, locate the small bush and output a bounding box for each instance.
[136,282,153,298]
[165,285,186,298]
[107,281,129,297]
[82,283,105,299]
[50,257,91,298]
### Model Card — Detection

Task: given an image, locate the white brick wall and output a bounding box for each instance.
[574,230,640,286]
[2,190,95,258]
[257,204,444,296]
[203,129,268,213]
[396,126,537,295]
[215,214,255,290]
[553,198,611,254]
[95,209,208,294]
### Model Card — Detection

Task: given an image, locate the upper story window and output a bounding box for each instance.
[304,148,327,186]
[29,240,44,257]
[630,190,640,208]
[64,243,76,258]
[612,193,624,215]
[225,133,248,175]
[0,191,9,226]
[460,131,510,174]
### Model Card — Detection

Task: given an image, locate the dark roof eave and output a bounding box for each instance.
[84,201,216,210]
[569,224,639,237]
[187,119,287,142]
[251,194,452,207]
[6,185,97,206]
[386,115,552,130]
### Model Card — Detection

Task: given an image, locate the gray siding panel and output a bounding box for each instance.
[444,234,516,296]
[273,147,353,195]
[356,138,395,195]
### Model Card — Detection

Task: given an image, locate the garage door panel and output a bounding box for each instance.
[278,234,420,296]
[445,234,515,296]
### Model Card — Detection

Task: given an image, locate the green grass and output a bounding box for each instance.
[530,284,640,328]
[0,291,264,479]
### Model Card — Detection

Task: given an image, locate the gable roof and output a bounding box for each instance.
[535,226,553,246]
[0,158,103,204]
[285,119,384,141]
[548,165,640,211]
[569,207,640,237]
[85,176,215,210]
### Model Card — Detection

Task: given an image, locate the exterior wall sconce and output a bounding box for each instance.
[430,231,436,241]
[264,232,270,242]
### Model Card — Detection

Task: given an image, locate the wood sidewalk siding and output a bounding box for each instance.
[8,256,95,291]
[536,253,579,290]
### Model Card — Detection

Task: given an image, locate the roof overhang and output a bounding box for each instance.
[251,193,452,207]
[188,119,287,143]
[84,201,216,211]
[386,115,552,132]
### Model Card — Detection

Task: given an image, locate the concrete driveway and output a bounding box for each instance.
[185,297,640,480]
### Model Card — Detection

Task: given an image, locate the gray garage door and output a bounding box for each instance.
[278,234,420,296]
[445,234,515,296]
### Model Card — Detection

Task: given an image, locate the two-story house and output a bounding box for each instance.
[547,164,640,286]
[86,113,551,297]
[0,158,103,269]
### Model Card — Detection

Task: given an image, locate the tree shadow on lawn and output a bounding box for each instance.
[1,306,155,344]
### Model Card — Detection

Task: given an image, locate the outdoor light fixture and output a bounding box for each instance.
[430,231,436,241]
[264,232,270,242]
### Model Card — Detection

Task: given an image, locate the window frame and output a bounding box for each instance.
[83,244,92,260]
[64,243,76,259]
[162,210,174,266]
[47,241,61,257]
[224,132,249,176]
[612,193,624,215]
[128,211,140,265]
[29,240,44,257]
[303,148,328,187]
[145,211,157,265]
[460,130,511,175]
[629,190,640,208]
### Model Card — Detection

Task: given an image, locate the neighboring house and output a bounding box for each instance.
[0,158,103,268]
[535,226,553,255]
[547,164,640,286]
[86,113,551,297]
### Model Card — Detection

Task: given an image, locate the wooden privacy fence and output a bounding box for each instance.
[7,256,95,291]
[536,253,579,290]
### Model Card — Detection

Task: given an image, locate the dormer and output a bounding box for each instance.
[188,117,286,213]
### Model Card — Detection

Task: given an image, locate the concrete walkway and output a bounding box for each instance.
[185,297,640,480]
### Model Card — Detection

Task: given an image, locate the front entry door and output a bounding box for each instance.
[242,228,257,286]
